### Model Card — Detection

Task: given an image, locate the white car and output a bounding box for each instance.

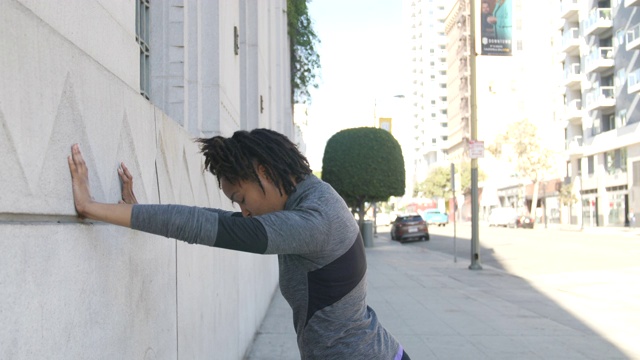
[488,207,518,227]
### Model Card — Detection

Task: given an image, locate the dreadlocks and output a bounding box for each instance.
[197,128,312,196]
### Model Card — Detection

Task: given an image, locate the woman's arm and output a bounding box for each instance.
[68,144,133,227]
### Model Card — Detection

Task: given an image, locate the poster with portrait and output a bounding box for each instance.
[480,0,512,56]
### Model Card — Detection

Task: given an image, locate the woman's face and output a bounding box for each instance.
[220,166,288,217]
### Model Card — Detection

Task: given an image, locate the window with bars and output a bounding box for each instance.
[136,0,150,99]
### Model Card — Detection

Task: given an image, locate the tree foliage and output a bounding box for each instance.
[287,0,321,104]
[487,119,554,213]
[322,127,405,226]
[558,181,577,206]
[414,163,486,198]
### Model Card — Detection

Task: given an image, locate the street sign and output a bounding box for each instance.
[469,140,484,159]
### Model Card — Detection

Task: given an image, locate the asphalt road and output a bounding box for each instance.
[381,222,639,276]
[378,222,640,357]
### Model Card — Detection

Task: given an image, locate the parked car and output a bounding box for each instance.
[390,214,429,243]
[488,207,518,227]
[515,215,534,229]
[422,209,449,227]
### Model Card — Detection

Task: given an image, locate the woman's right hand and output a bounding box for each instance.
[68,144,94,217]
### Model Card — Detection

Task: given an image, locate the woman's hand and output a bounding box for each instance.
[68,143,134,227]
[68,144,94,217]
[118,162,138,205]
[487,16,497,24]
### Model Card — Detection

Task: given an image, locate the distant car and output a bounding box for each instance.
[422,209,449,227]
[488,207,518,227]
[390,214,429,243]
[515,215,534,229]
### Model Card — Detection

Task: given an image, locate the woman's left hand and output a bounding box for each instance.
[118,162,138,205]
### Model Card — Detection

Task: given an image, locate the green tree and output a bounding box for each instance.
[414,166,449,198]
[487,119,554,214]
[558,181,577,206]
[287,0,321,104]
[414,163,486,197]
[322,127,405,227]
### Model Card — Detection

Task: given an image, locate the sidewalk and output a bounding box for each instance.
[244,234,636,360]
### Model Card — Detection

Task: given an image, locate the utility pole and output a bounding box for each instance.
[469,0,482,270]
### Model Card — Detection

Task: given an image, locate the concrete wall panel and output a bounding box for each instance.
[17,0,139,90]
[0,224,178,360]
[1,1,281,358]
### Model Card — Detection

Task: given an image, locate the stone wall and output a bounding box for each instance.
[0,0,282,358]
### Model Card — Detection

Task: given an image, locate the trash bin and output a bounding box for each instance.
[361,220,374,248]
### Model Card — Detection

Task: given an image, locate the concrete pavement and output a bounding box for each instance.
[244,230,638,360]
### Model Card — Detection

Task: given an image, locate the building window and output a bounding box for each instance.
[615,68,626,92]
[588,155,595,175]
[616,109,627,128]
[577,159,582,176]
[603,113,615,132]
[633,161,640,186]
[605,148,627,175]
[615,29,624,48]
[136,0,150,99]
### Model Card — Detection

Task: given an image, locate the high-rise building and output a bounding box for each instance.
[559,0,640,227]
[405,0,451,183]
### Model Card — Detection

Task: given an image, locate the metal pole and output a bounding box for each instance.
[451,163,457,263]
[469,0,482,270]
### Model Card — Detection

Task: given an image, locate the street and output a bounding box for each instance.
[379,222,640,358]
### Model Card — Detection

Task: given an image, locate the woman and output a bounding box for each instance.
[487,0,512,40]
[68,128,410,360]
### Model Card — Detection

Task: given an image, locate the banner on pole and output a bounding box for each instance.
[480,0,512,56]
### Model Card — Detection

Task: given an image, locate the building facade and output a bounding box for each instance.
[445,0,564,221]
[0,0,294,358]
[559,0,640,227]
[405,0,451,182]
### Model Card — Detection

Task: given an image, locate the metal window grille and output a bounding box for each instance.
[136,0,150,99]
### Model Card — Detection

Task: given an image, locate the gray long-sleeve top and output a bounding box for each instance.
[130,175,400,359]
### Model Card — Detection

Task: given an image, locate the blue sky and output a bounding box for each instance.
[305,0,407,171]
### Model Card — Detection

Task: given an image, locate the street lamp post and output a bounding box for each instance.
[469,0,482,270]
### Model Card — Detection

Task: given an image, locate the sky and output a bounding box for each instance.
[304,0,407,171]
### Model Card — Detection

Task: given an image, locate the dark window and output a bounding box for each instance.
[136,0,150,99]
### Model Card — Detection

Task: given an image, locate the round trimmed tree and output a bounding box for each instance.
[322,127,405,227]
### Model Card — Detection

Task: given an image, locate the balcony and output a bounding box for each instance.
[586,86,615,111]
[563,62,582,89]
[563,99,583,123]
[625,0,640,7]
[584,47,614,73]
[561,27,580,54]
[626,23,640,51]
[628,68,640,94]
[560,0,580,21]
[565,136,583,156]
[583,8,612,36]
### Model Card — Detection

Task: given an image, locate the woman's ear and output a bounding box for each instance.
[257,164,269,180]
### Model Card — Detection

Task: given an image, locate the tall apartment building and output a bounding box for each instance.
[405,0,450,182]
[559,0,640,227]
